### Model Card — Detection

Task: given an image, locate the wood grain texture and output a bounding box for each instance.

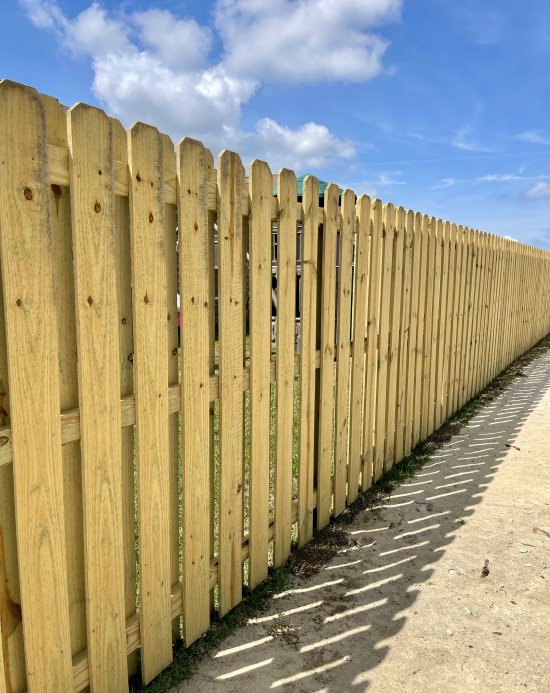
[0,80,73,692]
[361,199,382,490]
[385,206,404,469]
[161,133,181,639]
[298,176,319,546]
[316,183,338,529]
[248,159,272,585]
[412,214,427,446]
[217,150,244,615]
[111,118,139,679]
[396,208,413,462]
[348,195,370,502]
[273,168,297,566]
[67,102,128,691]
[440,221,454,425]
[373,204,394,481]
[178,138,213,640]
[128,123,172,681]
[427,218,442,436]
[403,210,417,457]
[333,189,355,516]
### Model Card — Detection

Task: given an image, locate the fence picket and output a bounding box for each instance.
[428,218,442,435]
[161,133,181,639]
[0,80,73,692]
[421,217,436,440]
[248,160,273,585]
[128,123,172,681]
[361,199,383,491]
[348,195,370,501]
[67,103,128,690]
[110,119,140,680]
[403,210,417,457]
[316,183,339,528]
[333,189,355,515]
[41,95,89,672]
[178,138,213,641]
[374,204,394,480]
[217,150,244,614]
[298,176,319,545]
[385,207,405,469]
[273,168,297,565]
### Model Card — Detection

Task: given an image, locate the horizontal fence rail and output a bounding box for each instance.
[0,79,550,692]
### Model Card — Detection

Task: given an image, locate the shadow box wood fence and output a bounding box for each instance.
[0,79,549,692]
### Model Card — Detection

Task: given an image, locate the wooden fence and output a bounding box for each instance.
[0,79,549,692]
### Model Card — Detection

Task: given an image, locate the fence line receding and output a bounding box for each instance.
[0,80,549,692]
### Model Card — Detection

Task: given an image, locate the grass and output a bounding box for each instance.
[130,331,550,692]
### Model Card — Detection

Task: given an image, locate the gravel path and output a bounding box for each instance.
[175,349,550,692]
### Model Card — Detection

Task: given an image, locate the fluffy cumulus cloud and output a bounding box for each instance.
[19,0,400,168]
[215,0,401,82]
[233,118,356,171]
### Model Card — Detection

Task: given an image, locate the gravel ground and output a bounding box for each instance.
[175,349,550,693]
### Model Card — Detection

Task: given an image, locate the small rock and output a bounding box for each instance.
[519,548,528,554]
[446,629,454,636]
[463,607,472,615]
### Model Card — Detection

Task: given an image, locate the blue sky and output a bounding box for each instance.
[2,0,550,248]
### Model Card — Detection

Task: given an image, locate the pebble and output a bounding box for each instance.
[446,629,454,636]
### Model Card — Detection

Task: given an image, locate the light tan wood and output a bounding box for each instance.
[111,118,139,678]
[67,102,128,691]
[348,195,370,501]
[298,176,319,545]
[440,221,454,423]
[128,123,172,680]
[217,150,244,615]
[445,224,460,419]
[396,208,413,462]
[48,142,360,227]
[373,204,394,480]
[317,183,339,528]
[433,219,449,431]
[161,133,181,640]
[333,189,355,515]
[0,612,5,693]
[420,217,436,440]
[178,138,213,642]
[4,81,550,693]
[273,168,297,566]
[385,206,404,468]
[41,94,89,672]
[0,80,73,692]
[248,159,273,584]
[427,218,442,435]
[403,210,418,456]
[362,200,383,489]
[465,230,482,402]
[451,227,468,414]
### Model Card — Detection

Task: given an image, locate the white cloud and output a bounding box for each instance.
[20,0,401,171]
[526,181,550,199]
[132,10,213,72]
[518,130,550,146]
[233,118,355,171]
[216,0,401,82]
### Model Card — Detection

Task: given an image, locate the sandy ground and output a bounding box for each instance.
[175,350,550,693]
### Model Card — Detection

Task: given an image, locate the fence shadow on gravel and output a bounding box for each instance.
[187,350,550,691]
